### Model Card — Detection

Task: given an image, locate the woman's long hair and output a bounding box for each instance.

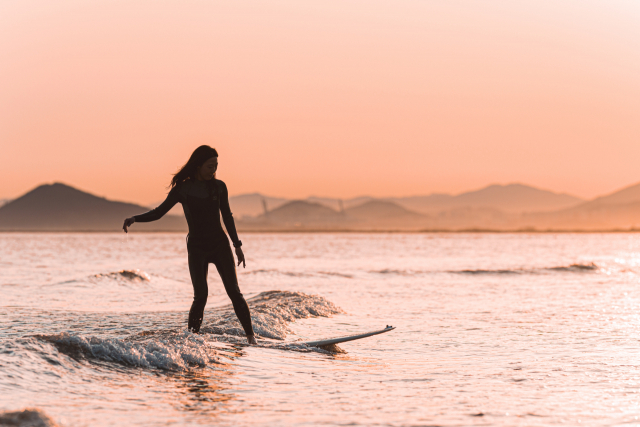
[170,145,219,189]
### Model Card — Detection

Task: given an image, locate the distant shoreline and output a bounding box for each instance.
[2,229,640,234]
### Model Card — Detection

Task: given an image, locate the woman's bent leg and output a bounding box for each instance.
[213,246,255,337]
[187,249,209,333]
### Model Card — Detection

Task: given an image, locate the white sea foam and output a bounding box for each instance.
[42,330,219,371]
[36,291,343,369]
[202,290,343,340]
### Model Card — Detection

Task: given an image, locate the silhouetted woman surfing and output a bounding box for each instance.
[122,146,257,344]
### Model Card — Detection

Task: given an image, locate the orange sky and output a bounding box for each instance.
[1,1,639,205]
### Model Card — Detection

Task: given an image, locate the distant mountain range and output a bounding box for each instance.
[216,183,583,218]
[390,184,583,214]
[3,181,640,231]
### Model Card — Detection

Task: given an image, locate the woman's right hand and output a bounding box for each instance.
[122,217,135,233]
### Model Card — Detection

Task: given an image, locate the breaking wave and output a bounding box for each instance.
[371,269,418,276]
[53,269,153,287]
[202,290,344,340]
[39,331,218,371]
[453,263,600,275]
[545,263,599,272]
[243,269,353,279]
[455,269,520,275]
[370,263,600,276]
[28,291,344,372]
[91,269,151,282]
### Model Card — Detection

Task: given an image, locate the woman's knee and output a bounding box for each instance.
[226,287,245,304]
[193,292,208,305]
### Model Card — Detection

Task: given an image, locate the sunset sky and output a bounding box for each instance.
[1,1,639,205]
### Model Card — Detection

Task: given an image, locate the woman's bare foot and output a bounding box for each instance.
[247,335,257,345]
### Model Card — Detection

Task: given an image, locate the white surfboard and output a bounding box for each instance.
[300,325,395,347]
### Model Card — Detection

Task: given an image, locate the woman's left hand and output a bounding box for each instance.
[235,247,246,268]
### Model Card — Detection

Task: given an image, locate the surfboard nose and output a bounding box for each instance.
[301,326,396,348]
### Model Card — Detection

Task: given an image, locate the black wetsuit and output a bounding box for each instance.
[133,179,254,336]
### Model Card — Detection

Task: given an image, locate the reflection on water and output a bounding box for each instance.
[172,369,235,415]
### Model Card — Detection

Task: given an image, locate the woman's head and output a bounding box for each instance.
[170,145,219,188]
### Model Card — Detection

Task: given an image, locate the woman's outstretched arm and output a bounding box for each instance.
[122,188,180,232]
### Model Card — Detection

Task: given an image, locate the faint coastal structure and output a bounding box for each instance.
[261,197,269,218]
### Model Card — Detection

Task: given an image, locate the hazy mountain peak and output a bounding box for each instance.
[457,182,575,198]
[587,181,640,206]
[345,200,423,219]
[6,182,106,208]
[264,200,340,219]
[392,183,583,214]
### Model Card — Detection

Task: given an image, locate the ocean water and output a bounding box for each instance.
[2,232,640,426]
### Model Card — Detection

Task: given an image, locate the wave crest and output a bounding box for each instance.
[203,290,344,340]
[546,263,599,272]
[92,269,151,282]
[243,269,352,279]
[30,291,343,370]
[454,263,600,275]
[39,331,219,371]
[370,263,600,276]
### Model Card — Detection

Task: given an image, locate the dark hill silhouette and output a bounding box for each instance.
[237,200,346,230]
[0,183,186,231]
[389,194,452,213]
[345,200,424,220]
[344,200,426,229]
[306,196,374,211]
[7,179,640,232]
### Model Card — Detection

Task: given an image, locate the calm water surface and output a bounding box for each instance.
[2,233,640,426]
